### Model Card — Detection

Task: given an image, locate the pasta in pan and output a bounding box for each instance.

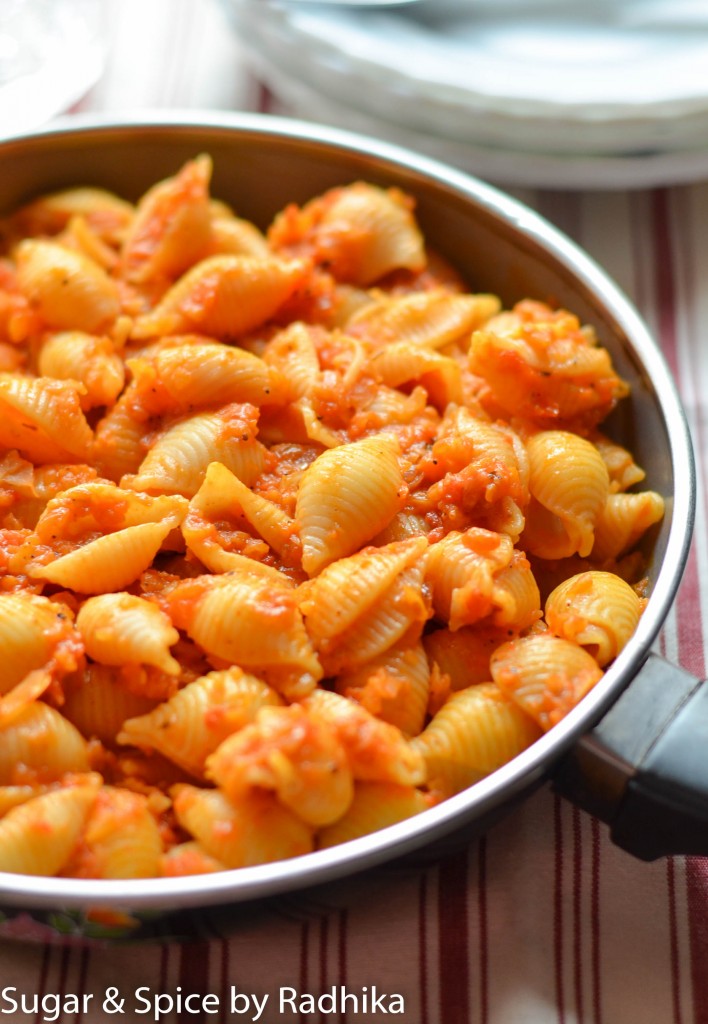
[0,158,663,879]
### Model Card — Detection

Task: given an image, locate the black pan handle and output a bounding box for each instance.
[552,652,708,859]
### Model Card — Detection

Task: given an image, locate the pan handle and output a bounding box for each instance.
[552,652,708,859]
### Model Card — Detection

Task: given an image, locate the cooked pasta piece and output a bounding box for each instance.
[423,624,517,692]
[124,404,267,497]
[296,433,407,576]
[591,490,665,561]
[29,519,177,593]
[0,703,90,784]
[0,374,93,463]
[300,688,426,787]
[346,289,500,351]
[299,537,430,674]
[63,786,163,879]
[469,300,629,428]
[544,571,642,667]
[172,785,314,868]
[182,461,296,572]
[269,182,426,286]
[412,683,541,797]
[7,186,133,244]
[0,777,100,876]
[14,239,120,332]
[206,703,354,827]
[335,638,430,737]
[490,633,605,730]
[130,254,307,340]
[368,343,463,411]
[38,331,125,409]
[120,154,213,284]
[76,593,181,674]
[118,667,282,778]
[126,340,287,415]
[0,592,83,693]
[168,572,322,696]
[161,841,226,876]
[425,527,524,631]
[262,322,321,400]
[521,431,610,559]
[317,781,434,848]
[62,664,158,746]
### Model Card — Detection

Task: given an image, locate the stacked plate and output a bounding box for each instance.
[221,0,708,189]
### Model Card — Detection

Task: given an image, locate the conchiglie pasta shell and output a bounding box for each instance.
[317,781,432,848]
[130,254,306,340]
[0,785,52,817]
[12,186,133,241]
[0,374,93,463]
[0,780,100,876]
[545,571,641,666]
[425,527,515,631]
[423,625,511,692]
[187,461,294,561]
[92,391,151,481]
[263,322,321,400]
[299,536,427,646]
[15,239,120,332]
[118,667,282,778]
[592,432,646,492]
[312,183,426,286]
[301,688,426,787]
[411,683,541,796]
[522,431,610,559]
[296,433,407,576]
[206,703,353,827]
[439,406,530,502]
[33,480,187,543]
[126,410,266,497]
[38,331,125,410]
[208,212,271,259]
[591,491,665,562]
[66,786,163,879]
[489,551,541,631]
[319,560,431,675]
[187,574,322,688]
[160,841,225,876]
[0,703,90,783]
[335,638,430,737]
[77,593,180,674]
[121,155,212,284]
[347,290,500,350]
[469,324,628,426]
[30,519,175,593]
[359,385,429,430]
[128,341,286,413]
[490,633,604,730]
[368,343,463,410]
[62,665,158,746]
[0,592,79,694]
[172,785,314,868]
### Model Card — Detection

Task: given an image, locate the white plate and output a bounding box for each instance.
[244,48,708,191]
[224,0,708,159]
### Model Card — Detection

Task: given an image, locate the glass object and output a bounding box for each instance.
[0,0,105,137]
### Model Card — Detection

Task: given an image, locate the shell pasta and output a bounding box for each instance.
[0,160,663,878]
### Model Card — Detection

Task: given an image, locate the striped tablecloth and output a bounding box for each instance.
[1,1,708,1021]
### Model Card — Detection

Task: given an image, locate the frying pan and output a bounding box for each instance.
[0,112,703,922]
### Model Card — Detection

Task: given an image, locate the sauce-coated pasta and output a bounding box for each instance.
[0,160,663,878]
